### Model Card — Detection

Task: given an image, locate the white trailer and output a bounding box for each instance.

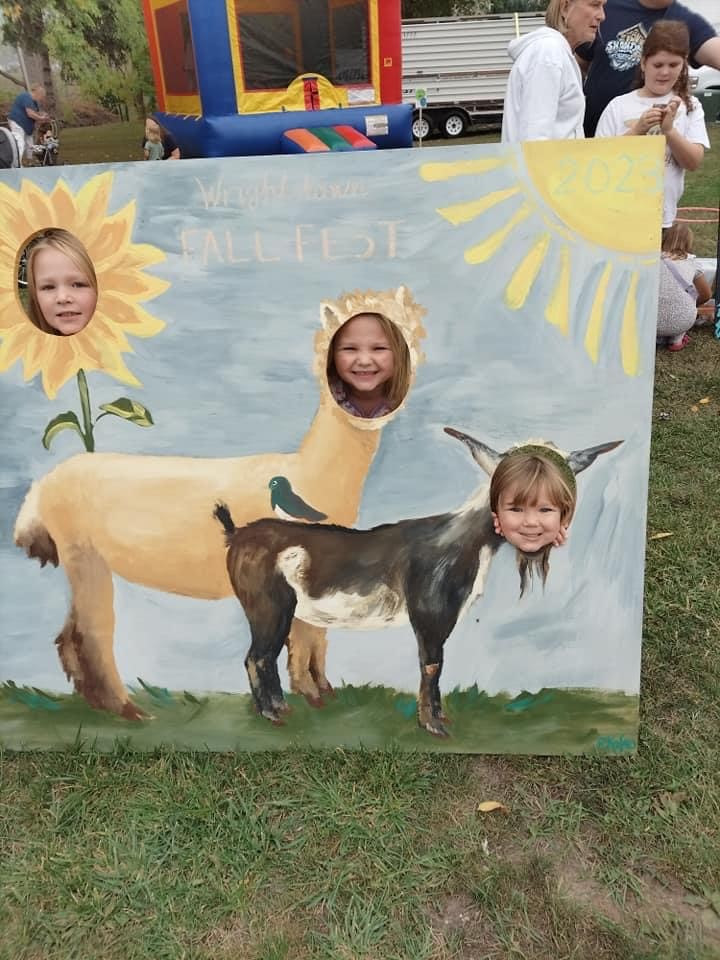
[401,12,545,139]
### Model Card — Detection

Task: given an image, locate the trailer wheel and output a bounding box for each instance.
[412,112,432,141]
[442,111,467,138]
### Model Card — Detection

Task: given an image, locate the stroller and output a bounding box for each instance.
[31,119,60,166]
[0,124,20,168]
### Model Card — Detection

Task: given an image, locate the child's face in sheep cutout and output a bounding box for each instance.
[332,314,395,403]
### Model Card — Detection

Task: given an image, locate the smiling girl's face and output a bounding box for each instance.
[33,247,97,336]
[332,314,395,402]
[493,483,564,553]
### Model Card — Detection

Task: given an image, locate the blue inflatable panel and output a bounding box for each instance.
[156,104,412,159]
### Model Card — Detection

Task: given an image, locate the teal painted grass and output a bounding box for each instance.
[0,682,637,755]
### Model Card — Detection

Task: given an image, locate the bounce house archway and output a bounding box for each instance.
[141,0,412,157]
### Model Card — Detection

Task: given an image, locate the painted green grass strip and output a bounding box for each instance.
[0,684,638,755]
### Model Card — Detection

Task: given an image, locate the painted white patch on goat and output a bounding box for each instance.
[457,544,494,624]
[276,546,408,630]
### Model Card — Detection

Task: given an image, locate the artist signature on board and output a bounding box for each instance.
[594,734,636,754]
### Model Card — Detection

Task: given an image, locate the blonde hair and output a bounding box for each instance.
[490,450,577,595]
[545,0,573,33]
[326,312,411,411]
[145,117,162,143]
[25,229,97,336]
[661,222,694,259]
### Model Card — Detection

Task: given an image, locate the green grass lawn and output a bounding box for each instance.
[2,123,719,959]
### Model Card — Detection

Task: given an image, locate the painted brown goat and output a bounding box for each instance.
[214,428,621,736]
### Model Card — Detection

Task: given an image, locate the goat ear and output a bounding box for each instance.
[567,440,623,475]
[444,427,501,475]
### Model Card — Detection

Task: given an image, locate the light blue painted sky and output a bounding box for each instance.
[0,143,659,700]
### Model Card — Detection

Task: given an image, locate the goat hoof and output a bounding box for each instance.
[424,719,450,738]
[317,681,335,698]
[273,699,291,715]
[306,694,324,709]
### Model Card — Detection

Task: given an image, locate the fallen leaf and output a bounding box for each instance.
[477,800,508,814]
[649,532,673,540]
[653,790,688,817]
[691,405,699,413]
[698,397,711,405]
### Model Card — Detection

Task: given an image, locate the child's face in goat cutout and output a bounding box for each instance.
[333,314,395,402]
[493,483,566,552]
[34,247,97,336]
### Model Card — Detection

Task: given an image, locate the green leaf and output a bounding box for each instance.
[42,411,84,450]
[99,397,154,427]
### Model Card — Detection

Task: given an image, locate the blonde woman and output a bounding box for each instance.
[502,0,606,142]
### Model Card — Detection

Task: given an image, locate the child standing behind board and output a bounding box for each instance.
[657,223,712,351]
[595,21,709,228]
[144,119,164,160]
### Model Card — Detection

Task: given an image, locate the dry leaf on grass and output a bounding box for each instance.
[477,801,508,814]
[649,532,673,540]
[698,397,711,405]
[691,405,699,413]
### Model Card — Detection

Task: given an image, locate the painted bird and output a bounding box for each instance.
[268,476,327,522]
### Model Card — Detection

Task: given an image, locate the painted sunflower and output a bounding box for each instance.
[0,171,169,399]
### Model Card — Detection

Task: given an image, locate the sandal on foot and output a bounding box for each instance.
[668,334,690,352]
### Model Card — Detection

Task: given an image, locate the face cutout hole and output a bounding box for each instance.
[326,312,412,419]
[19,228,98,336]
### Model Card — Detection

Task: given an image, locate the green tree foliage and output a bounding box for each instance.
[0,0,153,119]
[46,0,154,118]
[0,0,56,110]
[402,0,544,15]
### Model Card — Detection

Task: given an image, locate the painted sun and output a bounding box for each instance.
[0,172,169,398]
[420,138,665,376]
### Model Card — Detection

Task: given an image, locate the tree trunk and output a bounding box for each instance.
[39,45,57,115]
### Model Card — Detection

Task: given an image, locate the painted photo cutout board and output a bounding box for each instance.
[0,138,663,753]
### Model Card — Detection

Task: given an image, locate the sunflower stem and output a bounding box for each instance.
[76,369,95,452]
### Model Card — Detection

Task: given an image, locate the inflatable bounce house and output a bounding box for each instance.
[141,0,412,156]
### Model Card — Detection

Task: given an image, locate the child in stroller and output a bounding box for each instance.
[32,120,59,165]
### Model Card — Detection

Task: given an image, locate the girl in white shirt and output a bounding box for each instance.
[502,0,607,143]
[595,20,709,228]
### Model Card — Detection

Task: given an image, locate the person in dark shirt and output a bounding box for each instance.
[577,0,720,136]
[8,83,48,163]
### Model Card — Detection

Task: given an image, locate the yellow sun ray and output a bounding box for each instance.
[0,172,168,399]
[544,246,571,336]
[422,139,663,376]
[464,203,532,265]
[505,233,552,310]
[584,262,613,363]
[620,273,640,376]
[437,187,521,226]
[420,155,510,183]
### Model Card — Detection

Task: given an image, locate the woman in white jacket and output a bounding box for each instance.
[502,0,606,143]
